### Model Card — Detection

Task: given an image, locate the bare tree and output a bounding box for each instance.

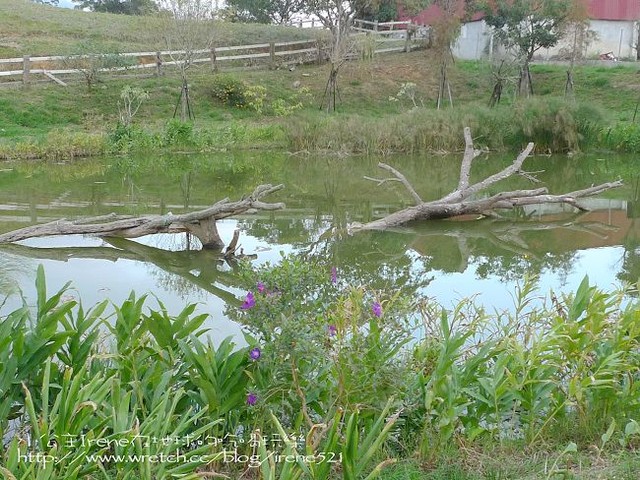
[403,0,465,109]
[560,0,595,98]
[62,44,131,91]
[431,0,461,109]
[305,0,358,112]
[157,0,216,121]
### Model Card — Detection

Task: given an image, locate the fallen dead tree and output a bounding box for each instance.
[349,128,623,232]
[0,184,284,249]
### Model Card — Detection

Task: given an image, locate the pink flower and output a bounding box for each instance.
[249,347,261,360]
[331,267,337,284]
[372,301,382,318]
[257,282,266,294]
[241,292,256,310]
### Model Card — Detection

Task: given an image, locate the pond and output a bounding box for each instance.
[0,151,639,337]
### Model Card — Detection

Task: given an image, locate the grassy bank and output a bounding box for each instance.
[1,260,640,479]
[2,28,640,158]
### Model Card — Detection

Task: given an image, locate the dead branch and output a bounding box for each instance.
[0,184,284,249]
[457,126,482,191]
[348,129,623,232]
[377,162,423,205]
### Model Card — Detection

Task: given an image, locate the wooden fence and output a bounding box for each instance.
[0,20,421,87]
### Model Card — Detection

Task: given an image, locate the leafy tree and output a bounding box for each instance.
[223,0,304,24]
[73,0,158,15]
[353,0,397,23]
[479,0,572,97]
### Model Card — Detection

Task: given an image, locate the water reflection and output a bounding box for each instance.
[0,151,638,330]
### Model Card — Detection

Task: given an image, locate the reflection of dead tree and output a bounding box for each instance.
[0,238,246,305]
[409,216,620,272]
[349,128,623,232]
[0,185,284,250]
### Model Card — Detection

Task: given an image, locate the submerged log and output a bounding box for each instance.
[0,184,285,249]
[349,128,623,232]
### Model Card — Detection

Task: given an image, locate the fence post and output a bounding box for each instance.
[404,25,412,53]
[311,19,315,28]
[316,40,323,65]
[269,42,276,69]
[210,47,218,72]
[155,51,162,76]
[374,20,378,32]
[23,55,31,86]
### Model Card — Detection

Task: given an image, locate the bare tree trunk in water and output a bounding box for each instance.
[348,128,623,232]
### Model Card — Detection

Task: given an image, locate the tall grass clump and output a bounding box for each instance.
[284,98,606,155]
[0,130,106,161]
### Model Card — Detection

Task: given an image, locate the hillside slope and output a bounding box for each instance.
[0,0,316,56]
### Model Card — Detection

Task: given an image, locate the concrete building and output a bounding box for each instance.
[585,0,640,59]
[399,0,640,61]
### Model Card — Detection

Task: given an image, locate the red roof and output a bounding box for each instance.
[399,0,640,25]
[588,0,640,21]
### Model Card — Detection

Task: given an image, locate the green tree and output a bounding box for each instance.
[479,0,572,97]
[223,0,304,24]
[353,0,397,22]
[73,0,158,15]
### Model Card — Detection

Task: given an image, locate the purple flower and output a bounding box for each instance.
[246,393,258,406]
[331,267,337,284]
[328,324,337,337]
[257,282,266,294]
[372,301,382,318]
[249,347,261,361]
[241,292,256,310]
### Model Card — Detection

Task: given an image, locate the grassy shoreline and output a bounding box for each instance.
[2,51,640,160]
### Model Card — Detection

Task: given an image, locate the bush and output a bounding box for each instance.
[603,123,640,152]
[210,73,248,108]
[164,118,194,145]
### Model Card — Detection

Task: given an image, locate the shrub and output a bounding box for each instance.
[164,118,194,145]
[210,73,248,108]
[603,123,640,152]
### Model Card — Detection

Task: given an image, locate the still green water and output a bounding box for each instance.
[0,151,638,335]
